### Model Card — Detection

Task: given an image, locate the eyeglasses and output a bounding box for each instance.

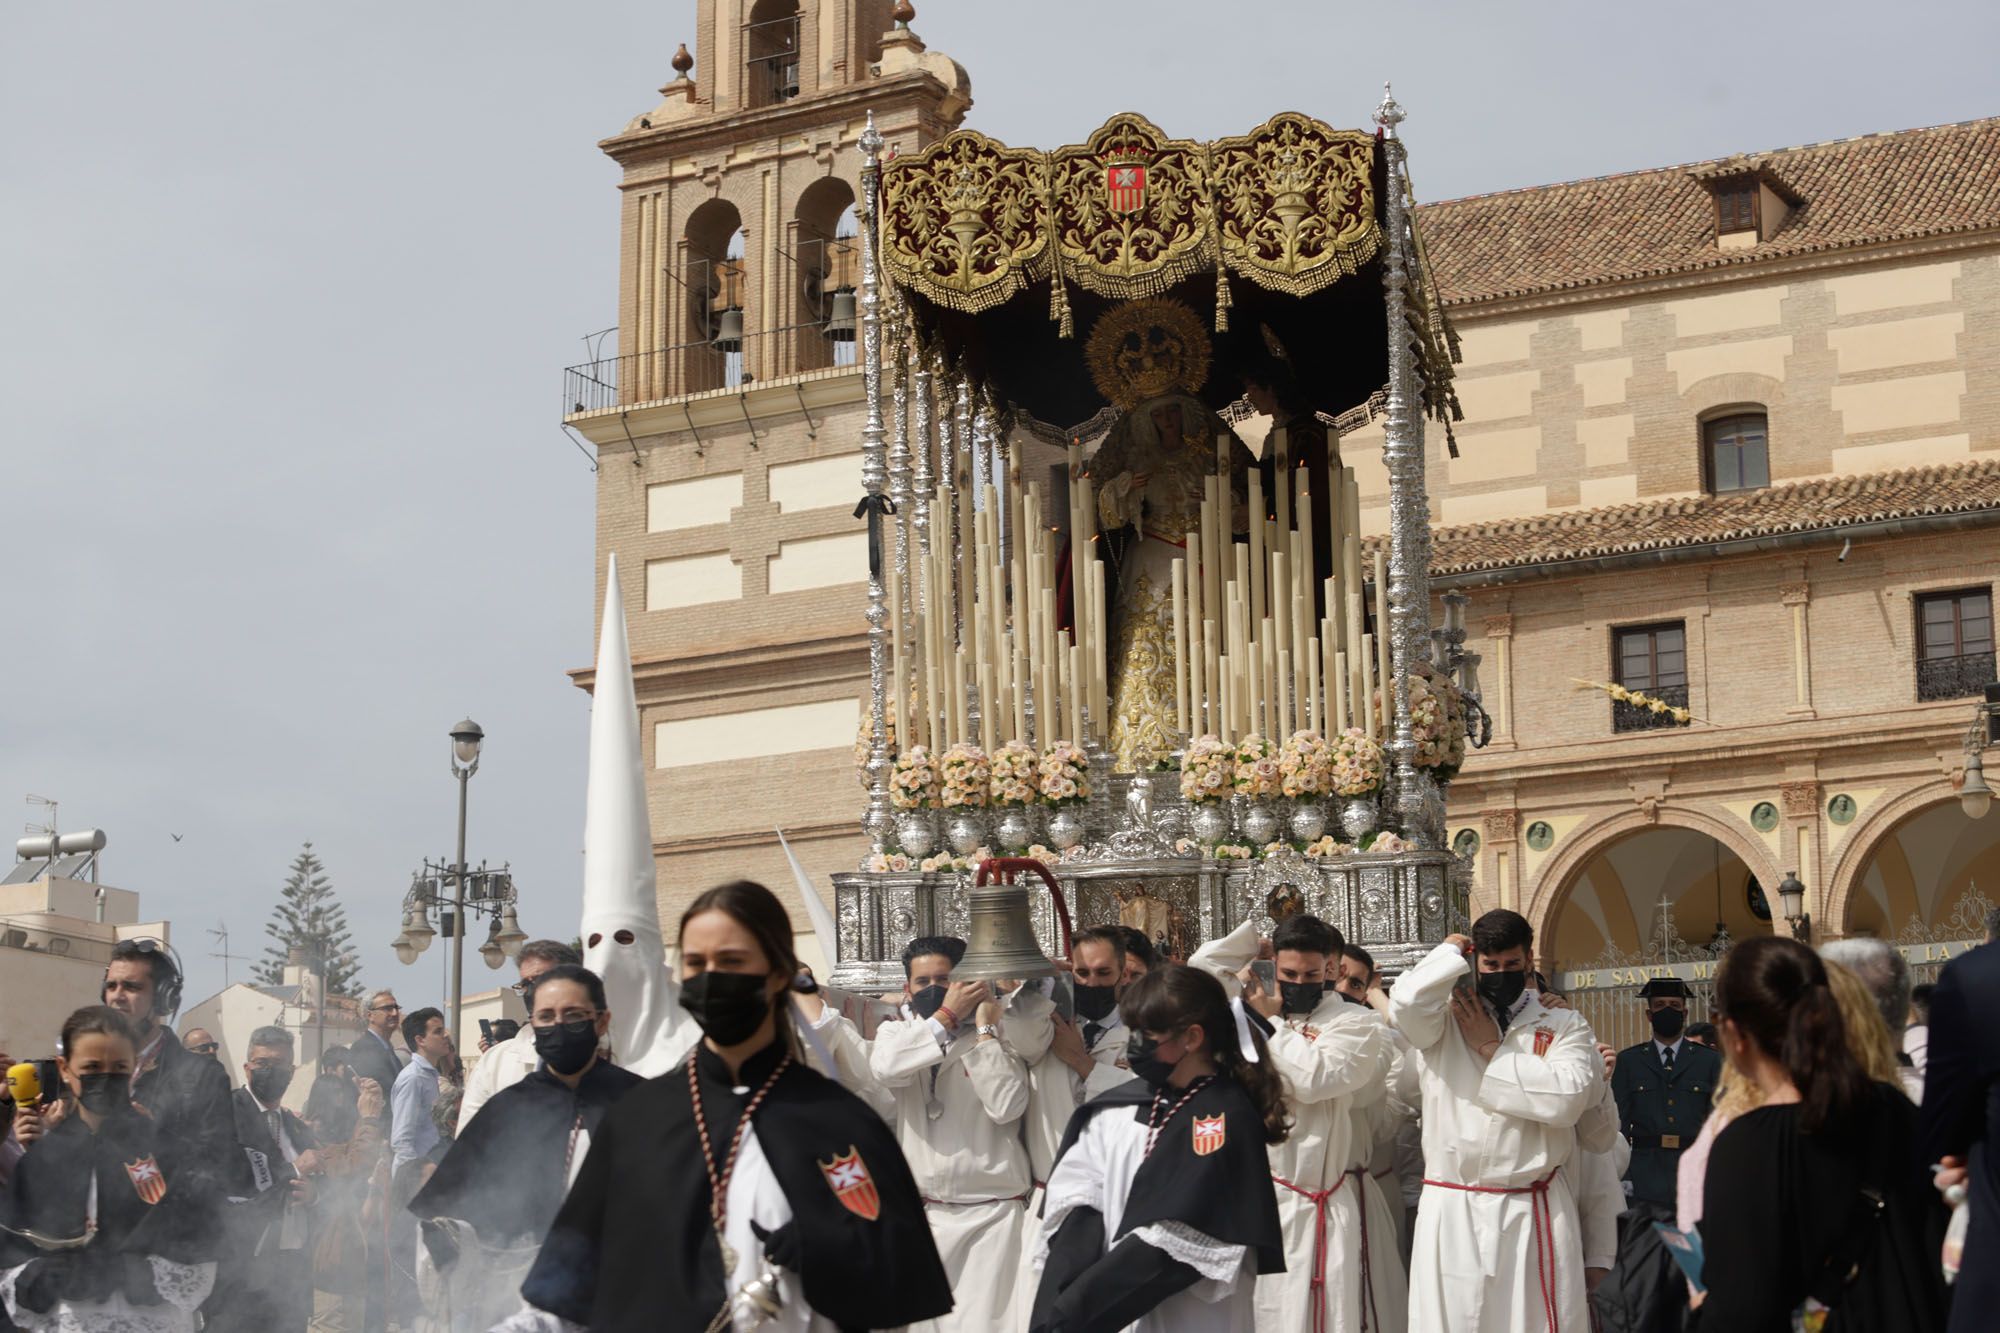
[370,1003,402,1013]
[247,1059,296,1074]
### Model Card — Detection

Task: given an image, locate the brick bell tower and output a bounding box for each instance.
[567,1,971,951]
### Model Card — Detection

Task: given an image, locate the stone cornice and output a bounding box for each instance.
[602,72,952,177]
[570,631,869,695]
[1441,227,2000,323]
[568,367,864,447]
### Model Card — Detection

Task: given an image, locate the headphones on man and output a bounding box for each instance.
[102,937,186,1019]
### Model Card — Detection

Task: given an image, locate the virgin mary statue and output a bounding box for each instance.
[1082,299,1256,771]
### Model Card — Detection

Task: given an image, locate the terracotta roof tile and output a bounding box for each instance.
[1372,457,2000,577]
[1414,117,2000,307]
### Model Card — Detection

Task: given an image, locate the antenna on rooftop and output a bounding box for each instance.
[209,922,254,989]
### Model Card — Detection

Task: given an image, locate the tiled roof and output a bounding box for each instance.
[1415,117,2000,307]
[1377,457,2000,577]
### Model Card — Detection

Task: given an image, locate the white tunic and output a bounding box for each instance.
[0,1257,214,1333]
[867,1016,1032,1333]
[1035,1101,1259,1333]
[1388,943,1619,1333]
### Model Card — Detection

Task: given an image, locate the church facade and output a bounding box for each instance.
[562,1,2000,983]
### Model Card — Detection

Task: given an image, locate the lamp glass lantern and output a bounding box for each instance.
[1961,749,1993,820]
[1776,870,1806,925]
[450,718,485,769]
[404,904,436,954]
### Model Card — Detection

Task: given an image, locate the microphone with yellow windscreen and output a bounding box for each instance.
[6,1063,42,1106]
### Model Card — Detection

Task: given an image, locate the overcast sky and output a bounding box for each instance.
[4,1,1993,1015]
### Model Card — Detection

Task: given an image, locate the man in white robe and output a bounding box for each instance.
[863,935,1033,1333]
[1388,910,1619,1333]
[1190,916,1391,1333]
[1337,942,1415,1332]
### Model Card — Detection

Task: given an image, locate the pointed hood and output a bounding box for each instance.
[581,554,694,1076]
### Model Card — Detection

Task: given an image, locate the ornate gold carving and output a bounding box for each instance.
[1779,781,1821,818]
[1049,114,1212,301]
[1085,299,1211,410]
[880,130,1050,314]
[879,111,1381,311]
[1483,809,1520,842]
[1209,114,1381,296]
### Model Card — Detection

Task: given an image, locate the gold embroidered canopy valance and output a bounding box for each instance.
[881,112,1383,329]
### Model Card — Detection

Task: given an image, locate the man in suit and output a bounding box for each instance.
[1919,933,1999,1332]
[349,989,406,1112]
[1610,976,1721,1213]
[211,1025,319,1333]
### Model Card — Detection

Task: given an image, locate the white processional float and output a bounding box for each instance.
[826,88,1493,990]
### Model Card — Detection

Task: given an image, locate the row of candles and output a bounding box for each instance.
[891,425,1392,755]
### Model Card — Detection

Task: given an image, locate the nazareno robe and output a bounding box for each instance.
[1031,1075,1284,1333]
[0,1109,222,1330]
[521,1037,952,1333]
[412,1060,642,1245]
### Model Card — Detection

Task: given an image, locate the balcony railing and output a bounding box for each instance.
[1612,682,1690,733]
[563,321,857,416]
[1917,651,1997,702]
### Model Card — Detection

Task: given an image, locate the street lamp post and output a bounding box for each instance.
[1957,685,2000,820]
[446,719,483,1047]
[1776,869,1811,943]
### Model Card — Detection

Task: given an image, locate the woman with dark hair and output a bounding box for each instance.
[0,1006,222,1331]
[1692,936,1948,1331]
[1029,964,1286,1333]
[517,880,950,1332]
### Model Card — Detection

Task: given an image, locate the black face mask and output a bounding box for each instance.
[248,1066,294,1107]
[76,1072,131,1117]
[1279,980,1325,1016]
[1123,1031,1181,1091]
[1650,1007,1686,1040]
[1339,987,1370,1007]
[1476,970,1527,1013]
[1073,982,1118,1022]
[908,984,948,1021]
[534,1018,601,1075]
[679,971,773,1046]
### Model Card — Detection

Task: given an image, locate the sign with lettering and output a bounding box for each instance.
[1555,937,1985,992]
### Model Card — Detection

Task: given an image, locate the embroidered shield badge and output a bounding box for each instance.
[125,1155,167,1205]
[819,1147,881,1221]
[1532,1026,1556,1058]
[1104,158,1147,215]
[1192,1114,1226,1157]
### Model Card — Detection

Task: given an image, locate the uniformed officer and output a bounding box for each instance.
[1609,976,1721,1212]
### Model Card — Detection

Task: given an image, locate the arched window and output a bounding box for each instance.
[684,199,747,390]
[793,177,858,372]
[745,0,801,108]
[1702,410,1769,494]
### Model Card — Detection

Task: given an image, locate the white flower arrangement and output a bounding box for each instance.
[1179,734,1235,803]
[861,851,913,873]
[853,704,897,789]
[1378,667,1470,775]
[989,742,1041,808]
[1205,843,1255,861]
[1302,835,1355,859]
[918,847,992,874]
[1278,729,1334,798]
[1329,727,1386,797]
[1570,678,1695,726]
[890,745,941,810]
[1366,831,1414,853]
[1037,741,1091,806]
[1232,734,1281,799]
[1172,838,1200,857]
[938,744,991,810]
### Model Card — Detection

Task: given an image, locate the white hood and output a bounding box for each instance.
[581,554,695,1076]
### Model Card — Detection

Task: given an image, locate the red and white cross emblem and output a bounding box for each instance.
[1191,1114,1226,1157]
[125,1155,167,1205]
[819,1147,881,1221]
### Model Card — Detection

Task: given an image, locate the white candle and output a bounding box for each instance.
[1172,558,1189,739]
[1333,648,1349,732]
[1360,631,1377,740]
[1373,548,1393,741]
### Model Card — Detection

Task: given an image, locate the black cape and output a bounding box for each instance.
[410,1060,642,1244]
[1049,1075,1286,1275]
[0,1111,220,1271]
[521,1039,952,1333]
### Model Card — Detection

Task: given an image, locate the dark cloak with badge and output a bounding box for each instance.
[411,1060,642,1245]
[1044,1075,1284,1272]
[0,1110,220,1313]
[520,1040,951,1333]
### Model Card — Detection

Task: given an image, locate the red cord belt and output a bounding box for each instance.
[1421,1169,1562,1333]
[1272,1167,1377,1333]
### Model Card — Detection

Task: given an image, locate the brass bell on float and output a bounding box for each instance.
[823,287,857,342]
[952,858,1074,981]
[711,305,744,352]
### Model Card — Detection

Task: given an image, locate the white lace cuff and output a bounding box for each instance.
[491,1305,586,1333]
[146,1257,215,1313]
[1129,1219,1250,1286]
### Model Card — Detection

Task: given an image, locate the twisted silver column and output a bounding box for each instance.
[858,115,893,852]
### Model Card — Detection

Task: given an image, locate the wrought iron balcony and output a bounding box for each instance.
[562,322,858,417]
[1917,651,1997,702]
[1611,682,1690,733]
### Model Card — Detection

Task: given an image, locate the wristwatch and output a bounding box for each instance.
[976,1024,1001,1040]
